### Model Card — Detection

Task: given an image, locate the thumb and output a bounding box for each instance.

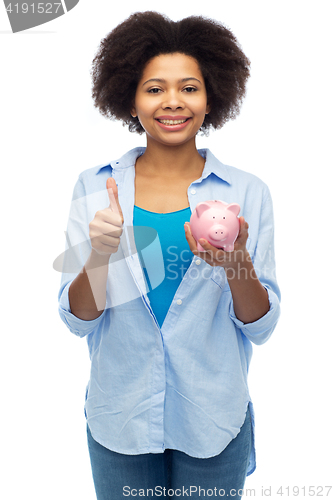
[106,177,124,223]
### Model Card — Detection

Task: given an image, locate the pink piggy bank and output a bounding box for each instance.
[190,200,241,252]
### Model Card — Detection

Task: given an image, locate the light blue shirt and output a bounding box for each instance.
[58,147,281,476]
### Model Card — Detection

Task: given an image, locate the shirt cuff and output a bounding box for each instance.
[229,287,281,345]
[58,281,107,338]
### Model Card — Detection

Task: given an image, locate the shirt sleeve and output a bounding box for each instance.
[57,175,107,338]
[58,281,107,338]
[229,185,281,345]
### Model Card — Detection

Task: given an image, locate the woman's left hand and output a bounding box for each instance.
[184,216,250,270]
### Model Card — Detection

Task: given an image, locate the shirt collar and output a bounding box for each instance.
[198,149,232,185]
[96,147,231,185]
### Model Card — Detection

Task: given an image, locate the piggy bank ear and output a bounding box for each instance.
[226,203,240,216]
[195,202,211,218]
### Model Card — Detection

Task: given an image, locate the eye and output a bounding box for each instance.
[223,217,225,219]
[183,87,197,93]
[147,88,162,94]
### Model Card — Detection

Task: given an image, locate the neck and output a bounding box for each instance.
[137,137,205,179]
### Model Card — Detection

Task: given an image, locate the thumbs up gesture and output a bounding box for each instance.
[89,178,124,256]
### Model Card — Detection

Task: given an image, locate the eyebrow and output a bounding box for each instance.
[142,77,202,86]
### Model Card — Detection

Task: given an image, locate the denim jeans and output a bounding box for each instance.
[87,405,252,499]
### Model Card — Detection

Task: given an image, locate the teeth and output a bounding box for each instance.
[158,119,187,125]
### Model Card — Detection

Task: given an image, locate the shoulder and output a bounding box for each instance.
[77,147,145,183]
[225,163,270,194]
[78,162,112,183]
[70,162,112,200]
[72,147,145,200]
[204,149,270,196]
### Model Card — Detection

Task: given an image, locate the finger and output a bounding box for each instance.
[100,221,123,237]
[106,178,124,222]
[91,237,120,255]
[234,217,249,249]
[198,238,225,261]
[240,216,249,231]
[184,223,200,253]
[185,224,218,263]
[237,216,248,238]
[93,210,123,228]
[98,233,121,248]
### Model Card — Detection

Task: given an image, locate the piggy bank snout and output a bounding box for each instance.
[208,224,228,241]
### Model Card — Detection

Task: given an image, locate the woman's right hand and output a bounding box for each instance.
[89,177,124,256]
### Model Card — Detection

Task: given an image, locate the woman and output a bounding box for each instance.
[58,11,281,499]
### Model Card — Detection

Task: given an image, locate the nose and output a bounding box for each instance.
[162,90,185,111]
[208,225,228,242]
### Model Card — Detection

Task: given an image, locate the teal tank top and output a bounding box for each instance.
[133,205,192,328]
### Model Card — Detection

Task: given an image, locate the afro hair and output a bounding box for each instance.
[91,11,251,135]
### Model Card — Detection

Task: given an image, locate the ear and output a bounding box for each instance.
[130,103,137,118]
[205,95,212,114]
[226,203,241,216]
[195,202,211,218]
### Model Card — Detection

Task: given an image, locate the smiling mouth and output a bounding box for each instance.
[156,118,190,125]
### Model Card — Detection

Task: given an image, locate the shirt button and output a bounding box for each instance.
[195,259,201,265]
[190,188,196,195]
[176,299,182,305]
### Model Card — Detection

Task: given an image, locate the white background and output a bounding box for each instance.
[1,1,332,498]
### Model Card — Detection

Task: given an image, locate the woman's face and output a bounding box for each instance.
[132,53,210,148]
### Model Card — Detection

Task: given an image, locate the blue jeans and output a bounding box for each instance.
[87,406,252,499]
